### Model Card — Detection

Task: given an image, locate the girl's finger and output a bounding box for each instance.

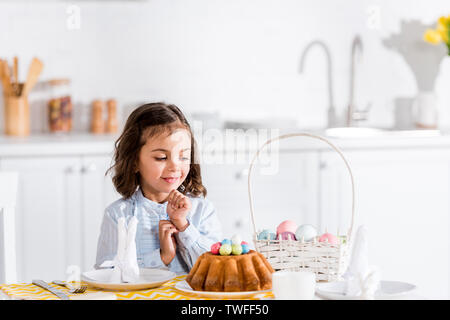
[161,225,173,234]
[159,220,172,227]
[164,230,178,241]
[173,193,180,208]
[160,221,177,234]
[170,191,178,208]
[176,194,185,208]
[162,225,175,237]
[171,198,176,210]
[168,190,176,205]
[179,197,188,208]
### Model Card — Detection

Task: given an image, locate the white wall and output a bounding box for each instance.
[0,0,449,132]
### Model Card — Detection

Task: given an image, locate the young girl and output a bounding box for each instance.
[95,102,222,274]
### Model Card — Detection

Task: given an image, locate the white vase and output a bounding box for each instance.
[412,91,438,129]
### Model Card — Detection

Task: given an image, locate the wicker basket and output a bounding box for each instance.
[248,132,355,282]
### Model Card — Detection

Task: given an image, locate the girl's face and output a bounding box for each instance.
[137,128,191,203]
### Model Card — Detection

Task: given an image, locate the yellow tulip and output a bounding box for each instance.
[438,16,447,28]
[437,16,449,43]
[424,29,442,44]
[423,14,450,55]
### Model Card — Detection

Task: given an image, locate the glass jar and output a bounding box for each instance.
[48,79,72,133]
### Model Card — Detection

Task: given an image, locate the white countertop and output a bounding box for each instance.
[0,133,118,156]
[0,129,450,156]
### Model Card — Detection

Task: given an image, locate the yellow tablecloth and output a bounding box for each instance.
[0,275,274,300]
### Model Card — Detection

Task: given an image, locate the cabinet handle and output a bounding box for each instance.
[65,165,80,174]
[235,168,249,180]
[81,163,97,173]
[234,218,249,229]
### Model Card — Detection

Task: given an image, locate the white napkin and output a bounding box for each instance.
[342,225,381,299]
[100,216,140,283]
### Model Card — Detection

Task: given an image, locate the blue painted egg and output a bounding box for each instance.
[257,229,276,240]
[221,239,232,245]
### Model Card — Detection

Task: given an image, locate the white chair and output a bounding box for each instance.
[0,172,18,284]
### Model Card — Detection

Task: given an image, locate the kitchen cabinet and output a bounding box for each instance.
[80,155,120,273]
[319,149,450,299]
[0,154,119,282]
[1,134,450,298]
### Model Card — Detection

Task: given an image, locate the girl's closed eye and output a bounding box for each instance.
[155,156,167,161]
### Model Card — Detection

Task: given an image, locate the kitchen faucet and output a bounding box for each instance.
[347,35,370,127]
[300,40,337,128]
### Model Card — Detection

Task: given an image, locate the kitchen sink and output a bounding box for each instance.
[223,117,299,130]
[324,127,441,138]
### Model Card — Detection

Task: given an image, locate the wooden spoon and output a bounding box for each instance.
[0,59,13,96]
[22,57,43,96]
[13,56,19,95]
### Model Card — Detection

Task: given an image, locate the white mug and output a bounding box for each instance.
[272,271,316,300]
[394,97,415,129]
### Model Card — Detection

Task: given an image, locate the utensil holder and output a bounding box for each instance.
[248,132,356,282]
[4,94,30,136]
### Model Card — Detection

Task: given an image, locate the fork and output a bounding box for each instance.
[52,280,88,294]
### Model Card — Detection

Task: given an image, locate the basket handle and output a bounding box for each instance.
[247,132,356,244]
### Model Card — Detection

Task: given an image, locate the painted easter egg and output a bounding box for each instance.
[231,234,242,246]
[221,239,232,245]
[277,231,297,240]
[276,220,297,236]
[319,232,339,245]
[211,242,222,255]
[295,224,318,242]
[257,229,274,240]
[219,244,232,256]
[241,242,250,254]
[231,244,243,255]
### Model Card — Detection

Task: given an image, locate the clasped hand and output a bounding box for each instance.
[159,190,191,265]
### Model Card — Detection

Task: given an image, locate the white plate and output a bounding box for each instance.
[174,280,271,299]
[316,280,416,300]
[81,268,176,291]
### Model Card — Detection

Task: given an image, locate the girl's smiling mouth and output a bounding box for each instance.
[162,177,180,184]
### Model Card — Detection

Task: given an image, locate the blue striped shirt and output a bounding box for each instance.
[95,188,223,274]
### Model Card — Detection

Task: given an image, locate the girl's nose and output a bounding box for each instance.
[167,158,180,171]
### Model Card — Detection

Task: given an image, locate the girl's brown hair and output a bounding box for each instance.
[107,102,207,199]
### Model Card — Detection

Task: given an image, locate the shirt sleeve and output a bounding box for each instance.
[141,248,170,270]
[175,198,223,269]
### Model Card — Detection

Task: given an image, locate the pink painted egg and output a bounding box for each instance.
[277,231,297,240]
[211,242,222,254]
[319,232,339,245]
[276,220,297,235]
